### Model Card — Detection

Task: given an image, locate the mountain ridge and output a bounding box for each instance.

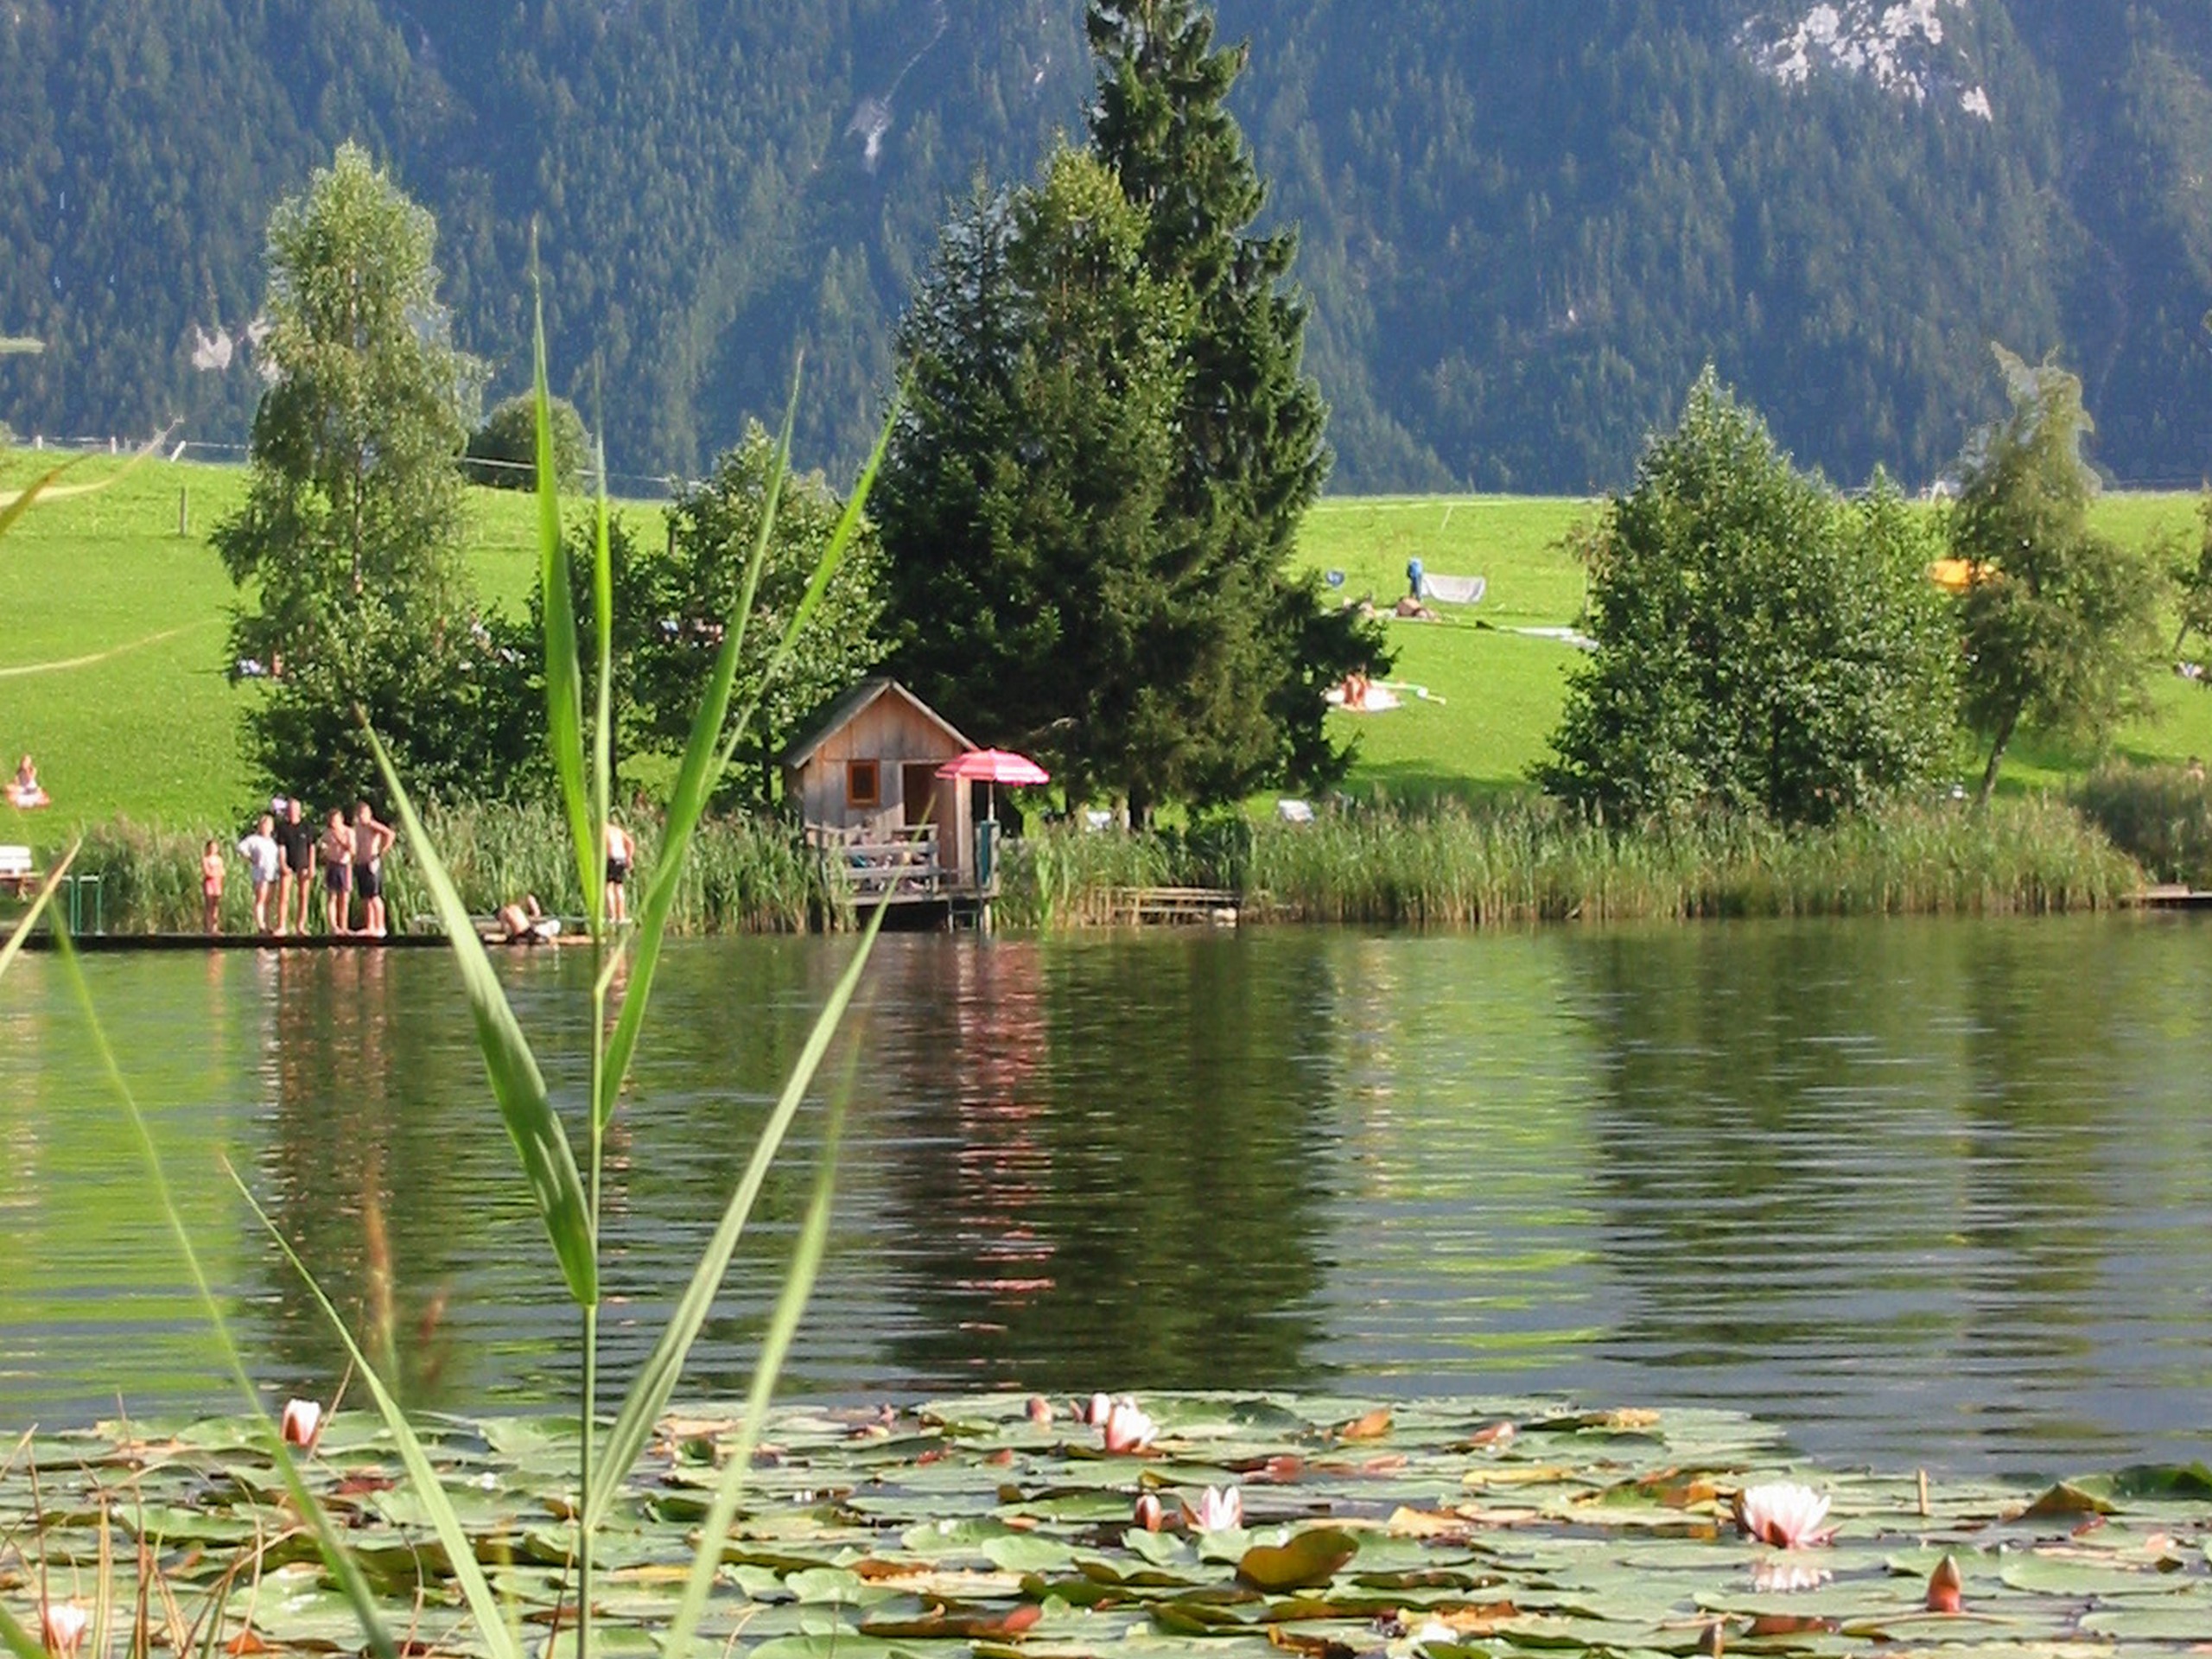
[2,0,2207,493]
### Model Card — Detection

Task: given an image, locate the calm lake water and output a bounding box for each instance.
[3,916,2209,1478]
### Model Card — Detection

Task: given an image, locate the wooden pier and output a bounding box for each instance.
[2130,885,2212,911]
[1103,887,1243,926]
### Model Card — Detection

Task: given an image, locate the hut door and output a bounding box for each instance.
[901,763,940,831]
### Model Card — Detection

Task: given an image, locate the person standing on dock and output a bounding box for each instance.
[238,812,283,934]
[275,797,315,935]
[353,801,397,938]
[319,809,354,935]
[200,839,226,935]
[604,817,635,925]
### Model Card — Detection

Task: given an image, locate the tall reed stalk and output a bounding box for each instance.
[4,306,894,1659]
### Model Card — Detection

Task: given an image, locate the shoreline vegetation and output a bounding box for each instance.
[48,787,2178,937]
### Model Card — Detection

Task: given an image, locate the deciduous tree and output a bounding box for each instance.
[1542,371,1959,825]
[1952,349,2166,801]
[214,143,490,804]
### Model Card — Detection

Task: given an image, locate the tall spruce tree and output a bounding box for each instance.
[1085,0,1371,814]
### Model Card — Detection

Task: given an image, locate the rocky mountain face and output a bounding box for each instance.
[1,0,2207,493]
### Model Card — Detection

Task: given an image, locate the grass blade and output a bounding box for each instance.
[52,934,397,1659]
[595,371,799,1124]
[591,437,613,849]
[586,901,887,1528]
[365,726,597,1306]
[530,269,596,925]
[226,1166,524,1659]
[0,842,76,982]
[0,460,73,537]
[661,1084,848,1659]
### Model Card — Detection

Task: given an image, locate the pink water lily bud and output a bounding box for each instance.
[1926,1554,1964,1614]
[1084,1391,1114,1427]
[1027,1395,1054,1426]
[1732,1480,1833,1548]
[1185,1484,1243,1532]
[1100,1396,1157,1454]
[41,1602,89,1657]
[280,1397,323,1450]
[1134,1492,1165,1531]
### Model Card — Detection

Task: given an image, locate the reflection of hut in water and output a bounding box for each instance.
[780,677,994,920]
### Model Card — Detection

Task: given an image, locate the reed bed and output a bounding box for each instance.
[2073,762,2212,889]
[62,793,2141,935]
[70,804,840,934]
[1001,795,2142,928]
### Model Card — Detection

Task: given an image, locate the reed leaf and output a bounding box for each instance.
[226,1167,524,1659]
[0,1602,42,1659]
[530,280,595,924]
[365,727,598,1306]
[0,459,70,537]
[715,403,893,777]
[0,842,74,980]
[599,373,798,1122]
[53,935,398,1659]
[587,900,887,1529]
[661,1083,847,1659]
[590,441,614,849]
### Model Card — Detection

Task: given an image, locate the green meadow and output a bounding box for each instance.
[3,448,2207,846]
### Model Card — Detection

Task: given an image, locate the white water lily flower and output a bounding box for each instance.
[280,1397,323,1450]
[42,1602,89,1658]
[1733,1480,1833,1548]
[1187,1484,1242,1532]
[1101,1396,1157,1454]
[1133,1492,1165,1531]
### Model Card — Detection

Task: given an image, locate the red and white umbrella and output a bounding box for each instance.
[938,748,1050,821]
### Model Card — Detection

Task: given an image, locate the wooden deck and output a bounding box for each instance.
[21,930,455,952]
[1103,887,1243,926]
[2130,885,2212,910]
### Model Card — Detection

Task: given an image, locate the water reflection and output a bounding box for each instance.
[3,918,2211,1475]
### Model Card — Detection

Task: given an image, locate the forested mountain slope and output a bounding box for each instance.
[3,0,2207,492]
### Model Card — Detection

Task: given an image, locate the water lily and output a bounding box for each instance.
[1184,1484,1242,1532]
[1925,1554,1963,1614]
[1083,1392,1113,1427]
[1027,1395,1054,1426]
[1732,1480,1832,1548]
[41,1602,88,1657]
[280,1397,323,1450]
[1100,1396,1157,1454]
[1133,1492,1164,1531]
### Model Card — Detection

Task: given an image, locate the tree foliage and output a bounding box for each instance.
[1542,371,1960,826]
[642,425,887,802]
[465,391,590,491]
[1952,349,2167,800]
[880,7,1381,819]
[213,142,495,806]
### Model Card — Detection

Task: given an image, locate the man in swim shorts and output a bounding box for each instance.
[353,801,397,938]
[275,797,316,935]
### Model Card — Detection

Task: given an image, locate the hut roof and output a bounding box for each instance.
[779,677,977,768]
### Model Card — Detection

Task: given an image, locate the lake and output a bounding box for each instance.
[3,915,2208,1478]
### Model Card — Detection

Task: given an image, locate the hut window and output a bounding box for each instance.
[846,760,881,808]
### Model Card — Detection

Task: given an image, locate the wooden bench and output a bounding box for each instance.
[0,844,41,898]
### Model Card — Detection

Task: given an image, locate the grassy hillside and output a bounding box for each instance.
[3,448,2207,848]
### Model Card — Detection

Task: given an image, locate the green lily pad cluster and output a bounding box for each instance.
[6,1395,2211,1656]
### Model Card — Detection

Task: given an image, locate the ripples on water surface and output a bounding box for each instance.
[3,916,2209,1477]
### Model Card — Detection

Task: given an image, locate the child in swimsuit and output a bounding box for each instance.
[319,810,354,935]
[200,840,226,935]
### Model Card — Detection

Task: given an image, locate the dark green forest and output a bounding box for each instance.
[3,0,2209,492]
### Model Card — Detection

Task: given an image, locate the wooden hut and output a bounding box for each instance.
[779,677,982,902]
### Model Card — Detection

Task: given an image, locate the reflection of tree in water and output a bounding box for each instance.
[1568,920,2128,1462]
[252,951,486,1407]
[874,938,1338,1393]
